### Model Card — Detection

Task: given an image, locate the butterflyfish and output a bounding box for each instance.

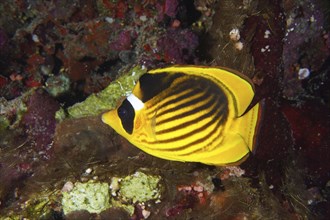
[102,66,262,166]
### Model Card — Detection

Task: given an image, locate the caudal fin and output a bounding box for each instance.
[236,101,263,153]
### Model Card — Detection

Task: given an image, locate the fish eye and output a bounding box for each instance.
[118,107,128,117]
[117,99,135,134]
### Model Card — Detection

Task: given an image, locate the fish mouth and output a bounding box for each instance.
[101,112,111,124]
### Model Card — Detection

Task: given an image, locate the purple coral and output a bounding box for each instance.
[165,0,179,18]
[110,30,133,51]
[22,90,60,154]
[157,29,199,64]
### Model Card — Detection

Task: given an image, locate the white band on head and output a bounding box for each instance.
[127,94,144,110]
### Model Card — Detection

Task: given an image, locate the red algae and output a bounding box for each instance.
[242,0,285,101]
[281,100,330,184]
[165,0,179,18]
[156,29,199,64]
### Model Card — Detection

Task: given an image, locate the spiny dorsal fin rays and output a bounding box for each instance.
[148,66,255,117]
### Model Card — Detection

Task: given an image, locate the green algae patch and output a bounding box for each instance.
[62,181,111,215]
[0,115,10,132]
[61,172,162,217]
[119,171,162,204]
[0,94,29,128]
[67,65,147,118]
[0,189,60,220]
[100,171,163,216]
[45,74,70,97]
[55,107,66,122]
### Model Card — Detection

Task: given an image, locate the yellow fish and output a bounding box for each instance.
[102,66,262,166]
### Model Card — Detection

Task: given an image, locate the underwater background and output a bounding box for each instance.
[0,0,329,219]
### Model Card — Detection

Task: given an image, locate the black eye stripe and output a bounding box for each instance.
[117,99,135,134]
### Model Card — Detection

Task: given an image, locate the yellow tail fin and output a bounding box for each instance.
[235,102,263,153]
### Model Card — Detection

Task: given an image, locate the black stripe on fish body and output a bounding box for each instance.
[117,99,135,134]
[144,76,200,115]
[175,115,229,156]
[167,80,197,94]
[155,89,212,125]
[138,72,231,154]
[145,88,196,117]
[155,93,223,134]
[155,85,214,122]
[154,110,228,156]
[156,87,198,112]
[158,107,228,140]
[142,84,229,142]
[208,76,240,116]
[141,102,228,155]
[155,75,228,123]
[153,98,228,145]
[138,72,184,103]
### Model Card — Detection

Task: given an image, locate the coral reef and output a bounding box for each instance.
[21,89,60,152]
[118,171,162,204]
[66,65,147,118]
[0,0,329,219]
[155,28,199,64]
[282,0,329,99]
[62,181,111,215]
